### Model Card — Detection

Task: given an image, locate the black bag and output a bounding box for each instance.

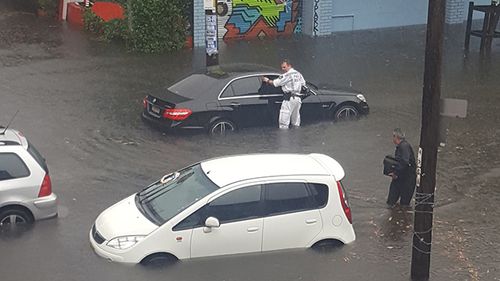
[383,155,398,175]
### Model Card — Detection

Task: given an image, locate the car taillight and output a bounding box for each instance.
[38,174,52,198]
[142,96,147,109]
[336,181,352,224]
[163,108,192,121]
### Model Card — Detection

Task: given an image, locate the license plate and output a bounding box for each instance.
[151,105,160,114]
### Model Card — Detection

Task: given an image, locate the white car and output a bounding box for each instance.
[90,153,355,264]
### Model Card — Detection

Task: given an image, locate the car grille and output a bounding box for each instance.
[92,224,106,244]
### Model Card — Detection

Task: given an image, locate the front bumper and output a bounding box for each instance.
[359,102,370,115]
[89,227,126,263]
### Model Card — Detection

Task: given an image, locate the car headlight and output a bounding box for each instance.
[356,94,367,103]
[107,235,146,250]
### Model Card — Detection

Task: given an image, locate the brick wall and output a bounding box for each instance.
[316,0,334,36]
[446,0,467,24]
[193,0,205,47]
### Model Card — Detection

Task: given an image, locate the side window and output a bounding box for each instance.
[228,77,261,97]
[264,182,311,216]
[172,206,206,231]
[258,75,283,95]
[206,185,262,224]
[221,84,234,98]
[0,153,30,181]
[308,183,329,208]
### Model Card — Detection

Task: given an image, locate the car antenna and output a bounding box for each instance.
[1,110,19,135]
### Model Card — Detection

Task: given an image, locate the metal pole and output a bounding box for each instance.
[411,0,446,279]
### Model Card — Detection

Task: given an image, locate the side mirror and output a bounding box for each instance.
[203,217,220,233]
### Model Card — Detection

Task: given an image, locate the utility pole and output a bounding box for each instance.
[411,0,446,280]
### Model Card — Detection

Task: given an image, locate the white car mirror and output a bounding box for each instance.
[203,217,220,233]
[205,216,220,228]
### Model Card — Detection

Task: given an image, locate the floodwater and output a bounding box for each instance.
[1,2,499,281]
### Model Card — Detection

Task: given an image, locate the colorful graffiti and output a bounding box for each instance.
[216,0,302,40]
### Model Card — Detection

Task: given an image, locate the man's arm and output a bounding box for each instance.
[263,74,290,87]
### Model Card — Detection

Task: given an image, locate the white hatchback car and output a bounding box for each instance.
[90,153,355,264]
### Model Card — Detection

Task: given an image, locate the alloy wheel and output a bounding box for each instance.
[210,121,235,135]
[335,106,359,121]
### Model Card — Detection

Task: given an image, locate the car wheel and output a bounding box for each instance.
[333,104,359,121]
[208,119,236,136]
[140,253,178,267]
[0,208,33,231]
[311,239,344,252]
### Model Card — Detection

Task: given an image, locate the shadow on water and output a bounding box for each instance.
[0,223,33,240]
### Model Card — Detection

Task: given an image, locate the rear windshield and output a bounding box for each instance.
[27,142,48,173]
[167,74,224,99]
[136,164,219,225]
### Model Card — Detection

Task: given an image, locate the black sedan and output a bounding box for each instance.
[142,66,369,135]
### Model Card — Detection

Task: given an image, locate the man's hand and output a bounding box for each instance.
[262,76,269,83]
[388,172,398,180]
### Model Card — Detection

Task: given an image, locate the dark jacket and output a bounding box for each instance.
[394,139,416,178]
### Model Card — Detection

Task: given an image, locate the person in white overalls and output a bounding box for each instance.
[262,59,306,129]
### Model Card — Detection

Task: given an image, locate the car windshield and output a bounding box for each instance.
[136,164,219,225]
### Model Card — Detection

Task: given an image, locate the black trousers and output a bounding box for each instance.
[387,172,416,206]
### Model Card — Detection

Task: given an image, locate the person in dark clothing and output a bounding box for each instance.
[386,128,416,208]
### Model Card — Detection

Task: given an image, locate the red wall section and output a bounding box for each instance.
[91,2,124,21]
[67,3,84,27]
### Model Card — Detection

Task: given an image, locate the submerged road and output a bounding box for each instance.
[1,3,499,281]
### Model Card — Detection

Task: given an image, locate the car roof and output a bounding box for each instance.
[166,69,281,100]
[200,153,345,187]
[0,128,28,148]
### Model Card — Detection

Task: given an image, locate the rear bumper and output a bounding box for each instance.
[141,112,205,132]
[31,193,58,220]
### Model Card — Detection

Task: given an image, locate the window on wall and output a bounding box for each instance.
[0,153,30,181]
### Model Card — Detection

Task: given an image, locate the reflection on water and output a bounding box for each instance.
[378,207,413,243]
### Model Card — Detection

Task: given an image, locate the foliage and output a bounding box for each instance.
[128,0,188,53]
[82,0,188,53]
[102,18,129,42]
[37,0,58,16]
[83,8,128,42]
[83,8,104,35]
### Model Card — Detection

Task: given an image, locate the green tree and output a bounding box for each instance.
[128,0,188,53]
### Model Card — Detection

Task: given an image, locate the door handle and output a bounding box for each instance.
[230,102,240,107]
[305,219,317,224]
[247,227,259,233]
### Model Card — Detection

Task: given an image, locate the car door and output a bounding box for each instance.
[259,75,285,126]
[218,76,271,128]
[190,184,263,258]
[262,182,322,252]
[300,85,325,123]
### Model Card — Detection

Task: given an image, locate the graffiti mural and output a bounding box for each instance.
[216,0,302,40]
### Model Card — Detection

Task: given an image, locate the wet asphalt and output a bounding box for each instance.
[0,3,499,281]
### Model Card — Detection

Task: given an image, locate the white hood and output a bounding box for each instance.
[95,194,158,240]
